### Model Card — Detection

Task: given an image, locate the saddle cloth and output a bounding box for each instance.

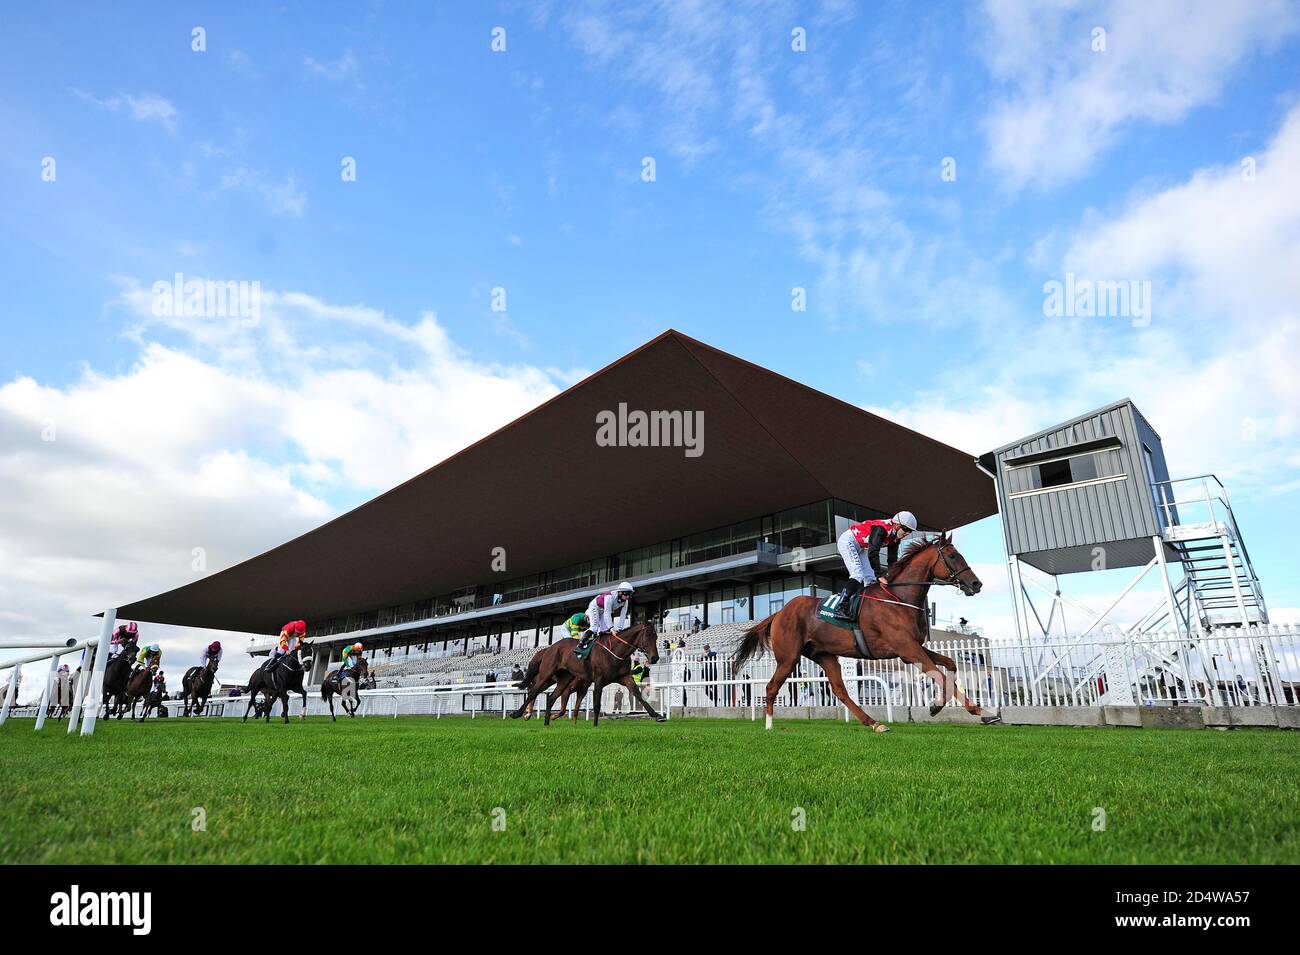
[816,593,873,659]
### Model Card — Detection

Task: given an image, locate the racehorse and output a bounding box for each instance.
[182,656,220,716]
[122,666,154,721]
[101,644,136,718]
[242,645,310,723]
[135,681,165,720]
[321,657,369,721]
[733,532,999,733]
[47,669,74,719]
[509,622,664,726]
[516,646,590,721]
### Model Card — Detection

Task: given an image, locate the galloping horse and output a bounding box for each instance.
[182,657,220,716]
[47,669,74,719]
[733,532,999,732]
[516,645,590,721]
[122,666,154,721]
[510,622,664,726]
[322,657,369,721]
[101,645,136,718]
[242,645,310,723]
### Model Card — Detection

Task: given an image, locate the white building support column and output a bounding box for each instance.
[34,653,61,730]
[79,609,116,736]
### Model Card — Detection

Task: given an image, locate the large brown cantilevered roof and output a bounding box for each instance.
[114,330,995,633]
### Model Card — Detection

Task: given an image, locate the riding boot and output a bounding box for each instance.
[835,580,861,621]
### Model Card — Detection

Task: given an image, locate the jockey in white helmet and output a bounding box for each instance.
[830,511,917,621]
[576,581,635,657]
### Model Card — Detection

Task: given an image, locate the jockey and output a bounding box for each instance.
[199,640,223,669]
[830,511,917,621]
[337,642,364,685]
[268,620,306,667]
[576,582,634,656]
[108,621,139,660]
[134,643,162,673]
[564,612,590,641]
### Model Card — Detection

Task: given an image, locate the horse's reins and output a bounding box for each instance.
[863,541,974,610]
[595,629,639,660]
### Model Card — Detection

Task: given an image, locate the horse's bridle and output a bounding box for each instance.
[595,628,656,665]
[930,541,976,593]
[876,539,977,604]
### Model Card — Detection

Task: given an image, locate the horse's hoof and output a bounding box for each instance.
[655,716,668,723]
[872,723,891,733]
[929,704,943,718]
[981,714,1003,725]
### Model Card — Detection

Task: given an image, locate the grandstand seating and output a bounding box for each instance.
[361,621,756,688]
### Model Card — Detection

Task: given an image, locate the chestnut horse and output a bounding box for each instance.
[516,644,590,722]
[733,532,1000,732]
[509,622,664,726]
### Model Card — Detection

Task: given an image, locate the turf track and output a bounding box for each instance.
[2,716,1296,864]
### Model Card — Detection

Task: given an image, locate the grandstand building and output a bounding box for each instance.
[115,330,996,684]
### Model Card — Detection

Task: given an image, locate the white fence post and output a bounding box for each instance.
[33,653,61,731]
[79,609,116,736]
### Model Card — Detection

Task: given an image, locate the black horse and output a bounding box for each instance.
[135,680,166,720]
[182,657,220,716]
[101,643,137,718]
[242,645,310,723]
[321,657,369,721]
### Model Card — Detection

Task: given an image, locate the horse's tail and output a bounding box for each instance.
[733,614,776,672]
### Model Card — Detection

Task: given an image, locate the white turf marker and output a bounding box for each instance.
[78,608,116,736]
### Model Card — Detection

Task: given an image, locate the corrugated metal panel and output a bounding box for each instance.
[990,400,1164,568]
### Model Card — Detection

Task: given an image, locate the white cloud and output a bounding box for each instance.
[216,168,307,217]
[74,90,179,133]
[875,106,1300,492]
[0,293,579,687]
[981,0,1297,188]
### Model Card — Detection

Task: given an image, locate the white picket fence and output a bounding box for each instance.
[649,623,1300,713]
[9,624,1297,727]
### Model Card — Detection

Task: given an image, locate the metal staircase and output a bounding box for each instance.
[1152,475,1268,629]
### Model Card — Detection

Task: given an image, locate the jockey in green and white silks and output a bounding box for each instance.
[336,642,363,687]
[575,582,634,656]
[564,613,590,640]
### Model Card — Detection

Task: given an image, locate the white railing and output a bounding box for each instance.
[648,624,1300,713]
[158,680,551,720]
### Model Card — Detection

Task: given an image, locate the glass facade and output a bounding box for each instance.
[311,497,868,655]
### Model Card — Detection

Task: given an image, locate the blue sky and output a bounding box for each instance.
[2,0,1299,688]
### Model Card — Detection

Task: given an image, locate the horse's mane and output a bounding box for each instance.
[884,537,938,582]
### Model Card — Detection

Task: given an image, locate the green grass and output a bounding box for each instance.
[1,716,1297,864]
